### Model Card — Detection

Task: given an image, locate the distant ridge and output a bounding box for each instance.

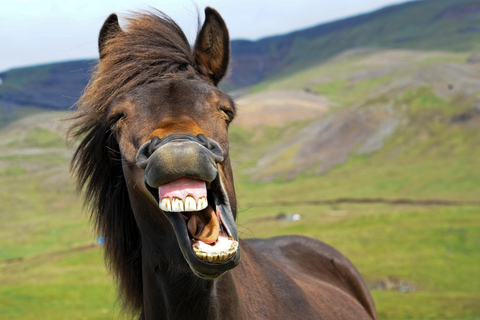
[226,0,480,87]
[1,0,480,110]
[0,60,93,111]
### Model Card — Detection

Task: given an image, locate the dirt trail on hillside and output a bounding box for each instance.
[234,90,331,129]
[245,198,480,207]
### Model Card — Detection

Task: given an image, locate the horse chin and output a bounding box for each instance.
[147,175,241,279]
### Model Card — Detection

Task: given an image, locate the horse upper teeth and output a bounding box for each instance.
[159,196,208,212]
[185,196,196,211]
[172,198,184,212]
[160,198,172,211]
[197,197,207,210]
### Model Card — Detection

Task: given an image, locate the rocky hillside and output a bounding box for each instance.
[229,49,480,202]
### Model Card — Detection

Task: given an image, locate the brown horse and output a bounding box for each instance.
[70,7,377,319]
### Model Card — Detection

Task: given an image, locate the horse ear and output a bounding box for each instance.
[194,7,230,86]
[98,14,123,60]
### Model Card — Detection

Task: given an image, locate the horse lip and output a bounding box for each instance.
[136,135,224,171]
[137,136,239,277]
[145,175,241,278]
[140,140,221,190]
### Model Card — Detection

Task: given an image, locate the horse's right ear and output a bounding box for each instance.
[194,7,230,86]
[98,14,123,60]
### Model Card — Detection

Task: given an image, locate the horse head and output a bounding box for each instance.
[103,8,240,279]
[71,7,241,309]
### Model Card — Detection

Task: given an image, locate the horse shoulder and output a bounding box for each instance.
[239,235,377,320]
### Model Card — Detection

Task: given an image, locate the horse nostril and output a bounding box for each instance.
[149,136,162,154]
[196,134,209,148]
[197,134,223,162]
[136,137,162,169]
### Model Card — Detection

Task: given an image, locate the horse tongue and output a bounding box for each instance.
[187,205,219,244]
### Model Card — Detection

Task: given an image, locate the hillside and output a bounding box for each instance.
[228,49,480,203]
[0,60,92,118]
[1,50,479,319]
[1,1,480,318]
[226,0,480,88]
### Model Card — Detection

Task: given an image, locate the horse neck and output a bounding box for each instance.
[140,238,244,320]
[128,195,244,320]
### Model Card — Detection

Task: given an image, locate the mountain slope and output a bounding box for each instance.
[226,0,480,88]
[0,60,92,112]
[2,0,480,111]
[229,49,480,202]
[1,52,479,320]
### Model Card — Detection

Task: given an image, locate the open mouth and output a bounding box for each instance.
[155,177,238,264]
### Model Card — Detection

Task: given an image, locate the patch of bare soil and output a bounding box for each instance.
[252,104,399,181]
[368,277,417,293]
[245,198,480,207]
[234,90,331,129]
[450,105,480,127]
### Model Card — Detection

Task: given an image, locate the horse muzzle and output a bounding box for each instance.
[136,134,241,279]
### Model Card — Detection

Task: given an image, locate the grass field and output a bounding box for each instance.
[237,204,480,320]
[1,200,478,319]
[0,111,478,320]
[1,48,480,319]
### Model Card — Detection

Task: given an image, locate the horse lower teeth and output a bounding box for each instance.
[193,241,238,263]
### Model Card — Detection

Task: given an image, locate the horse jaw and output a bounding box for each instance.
[158,177,239,264]
[145,175,241,279]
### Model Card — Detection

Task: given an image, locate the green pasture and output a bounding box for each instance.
[1,48,480,319]
[1,197,479,319]
[0,119,478,319]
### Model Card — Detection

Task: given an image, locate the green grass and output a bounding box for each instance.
[236,204,480,320]
[1,49,480,319]
[0,111,121,319]
[0,105,45,129]
[0,249,120,320]
[2,201,478,319]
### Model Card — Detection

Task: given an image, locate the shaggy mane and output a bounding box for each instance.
[69,11,198,313]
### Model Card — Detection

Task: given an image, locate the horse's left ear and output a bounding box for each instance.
[194,7,230,86]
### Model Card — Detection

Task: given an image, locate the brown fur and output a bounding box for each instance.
[149,120,207,140]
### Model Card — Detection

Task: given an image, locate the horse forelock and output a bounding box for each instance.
[73,10,197,132]
[69,10,198,314]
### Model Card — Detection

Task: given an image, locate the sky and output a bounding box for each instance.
[0,0,414,73]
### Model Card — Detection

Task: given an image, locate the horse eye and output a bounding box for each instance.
[219,107,234,122]
[108,113,126,128]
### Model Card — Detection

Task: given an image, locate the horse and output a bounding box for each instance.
[69,7,378,319]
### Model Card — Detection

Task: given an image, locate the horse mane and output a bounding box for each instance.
[69,11,198,312]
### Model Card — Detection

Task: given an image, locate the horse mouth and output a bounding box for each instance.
[154,177,239,265]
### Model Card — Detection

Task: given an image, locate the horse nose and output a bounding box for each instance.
[196,134,223,160]
[136,134,224,188]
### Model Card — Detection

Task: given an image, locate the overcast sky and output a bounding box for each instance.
[0,0,414,72]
